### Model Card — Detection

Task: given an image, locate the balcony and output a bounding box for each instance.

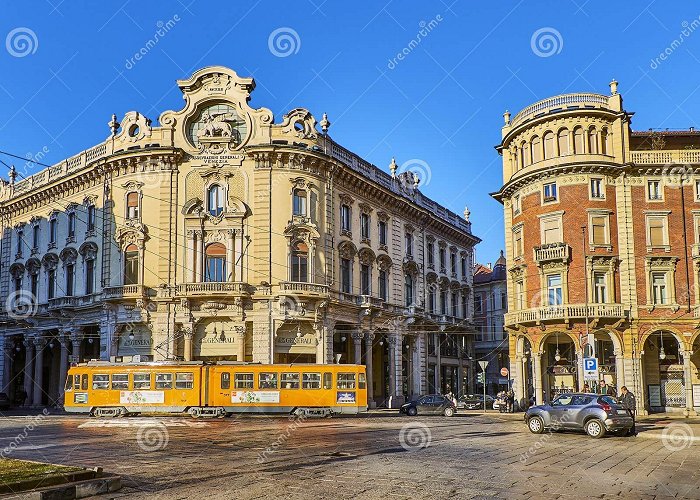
[510,93,611,128]
[102,285,146,300]
[156,282,252,298]
[630,149,700,165]
[534,243,570,264]
[505,303,627,326]
[358,295,385,309]
[47,294,100,310]
[279,281,329,296]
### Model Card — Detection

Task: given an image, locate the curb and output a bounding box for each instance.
[1,474,121,499]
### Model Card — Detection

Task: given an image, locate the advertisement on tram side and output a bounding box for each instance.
[231,391,281,403]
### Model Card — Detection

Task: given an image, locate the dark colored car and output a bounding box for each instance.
[0,393,10,410]
[457,394,495,410]
[400,394,456,417]
[524,393,633,438]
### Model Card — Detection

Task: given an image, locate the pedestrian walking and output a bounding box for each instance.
[506,389,515,413]
[618,386,637,436]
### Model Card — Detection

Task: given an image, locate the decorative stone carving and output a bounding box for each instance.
[278,108,318,140]
[59,247,78,265]
[41,253,59,271]
[358,247,376,266]
[377,254,393,272]
[338,240,357,260]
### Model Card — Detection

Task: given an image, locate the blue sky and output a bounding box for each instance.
[2,1,700,262]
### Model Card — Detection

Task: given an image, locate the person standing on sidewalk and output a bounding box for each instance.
[619,386,637,436]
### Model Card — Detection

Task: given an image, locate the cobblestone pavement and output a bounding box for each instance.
[0,411,699,499]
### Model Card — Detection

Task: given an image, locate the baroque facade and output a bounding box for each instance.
[0,66,479,408]
[472,252,509,395]
[494,80,700,414]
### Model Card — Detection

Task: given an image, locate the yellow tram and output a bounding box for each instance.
[64,362,368,417]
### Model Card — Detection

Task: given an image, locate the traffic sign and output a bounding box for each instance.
[478,360,489,371]
[500,367,509,377]
[583,357,598,381]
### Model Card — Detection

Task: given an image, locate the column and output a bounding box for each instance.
[236,330,246,362]
[683,350,694,416]
[183,328,193,362]
[0,336,5,395]
[388,334,399,402]
[352,331,363,365]
[187,230,195,282]
[195,230,203,282]
[58,334,69,401]
[234,230,243,283]
[614,349,624,392]
[533,352,543,405]
[22,338,34,406]
[32,337,45,406]
[227,230,235,282]
[364,331,374,407]
[70,331,83,363]
[515,355,525,403]
[2,340,12,394]
[435,333,442,392]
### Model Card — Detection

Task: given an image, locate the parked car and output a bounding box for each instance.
[0,393,10,410]
[400,394,456,416]
[457,394,495,410]
[524,393,633,438]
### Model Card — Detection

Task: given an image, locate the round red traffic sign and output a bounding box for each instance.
[500,367,509,377]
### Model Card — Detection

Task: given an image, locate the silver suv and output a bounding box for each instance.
[525,393,633,438]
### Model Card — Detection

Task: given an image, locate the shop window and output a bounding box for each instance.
[302,373,321,389]
[176,372,194,389]
[259,372,278,389]
[281,373,300,389]
[234,373,254,389]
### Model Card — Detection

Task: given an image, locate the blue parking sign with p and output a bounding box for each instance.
[584,358,597,371]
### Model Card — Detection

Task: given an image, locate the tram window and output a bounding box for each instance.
[81,374,88,390]
[337,373,356,389]
[302,373,321,389]
[133,373,151,390]
[281,373,300,389]
[323,372,332,389]
[155,373,173,389]
[221,372,230,390]
[92,374,109,390]
[259,372,277,389]
[176,372,194,389]
[358,373,366,389]
[234,373,254,389]
[65,375,74,391]
[111,374,129,390]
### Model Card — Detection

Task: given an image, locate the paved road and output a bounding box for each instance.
[1,411,699,499]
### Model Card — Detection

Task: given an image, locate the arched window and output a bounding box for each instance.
[573,127,585,154]
[588,127,598,154]
[124,244,139,285]
[291,242,308,282]
[530,136,542,163]
[404,274,414,307]
[205,242,226,282]
[293,189,307,216]
[126,192,139,219]
[520,141,529,168]
[207,185,224,217]
[557,129,569,156]
[601,128,609,155]
[543,132,555,159]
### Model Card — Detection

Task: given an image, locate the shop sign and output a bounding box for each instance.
[231,391,280,404]
[275,335,316,346]
[120,391,165,405]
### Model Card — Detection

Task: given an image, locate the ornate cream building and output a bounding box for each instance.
[494,80,700,415]
[0,66,479,408]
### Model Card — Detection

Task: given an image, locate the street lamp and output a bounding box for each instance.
[659,331,666,360]
[554,333,561,362]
